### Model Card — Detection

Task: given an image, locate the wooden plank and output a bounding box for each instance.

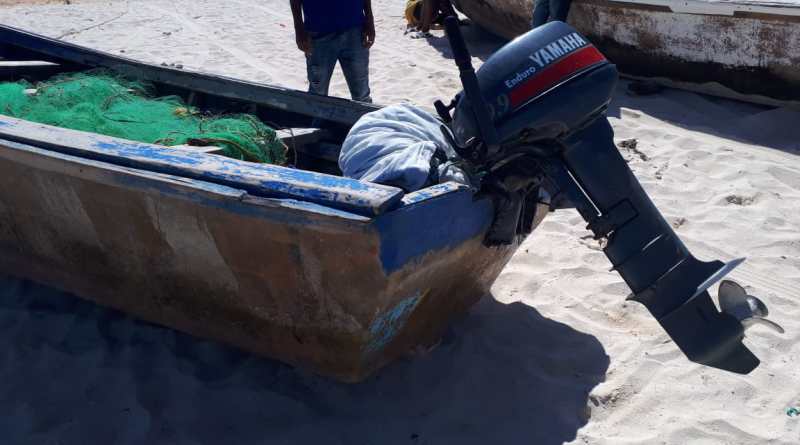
[0,59,60,77]
[170,144,226,154]
[0,137,248,200]
[0,60,59,67]
[278,128,341,162]
[0,115,404,216]
[276,128,328,145]
[0,137,371,223]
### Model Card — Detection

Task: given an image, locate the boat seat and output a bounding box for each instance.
[277,128,341,163]
[0,60,61,79]
[170,144,226,155]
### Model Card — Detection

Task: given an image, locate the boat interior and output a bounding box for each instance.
[0,36,362,179]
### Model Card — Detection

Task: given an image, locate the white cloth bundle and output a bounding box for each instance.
[339,104,469,192]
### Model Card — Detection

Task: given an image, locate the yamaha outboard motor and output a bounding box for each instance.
[436,18,782,373]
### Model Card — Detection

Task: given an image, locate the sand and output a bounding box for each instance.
[0,0,78,6]
[1,0,799,444]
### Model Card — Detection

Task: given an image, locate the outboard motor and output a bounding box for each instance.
[436,18,782,373]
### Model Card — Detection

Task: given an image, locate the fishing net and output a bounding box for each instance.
[0,70,286,164]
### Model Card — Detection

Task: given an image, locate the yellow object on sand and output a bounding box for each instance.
[405,0,423,26]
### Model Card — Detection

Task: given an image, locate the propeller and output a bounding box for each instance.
[718,280,784,334]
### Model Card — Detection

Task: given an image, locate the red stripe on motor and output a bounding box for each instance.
[509,46,606,108]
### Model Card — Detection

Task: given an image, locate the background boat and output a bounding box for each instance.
[452,0,800,107]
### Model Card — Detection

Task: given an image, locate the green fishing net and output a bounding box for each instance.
[0,70,286,164]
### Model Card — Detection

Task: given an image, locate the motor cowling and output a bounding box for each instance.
[451,22,617,148]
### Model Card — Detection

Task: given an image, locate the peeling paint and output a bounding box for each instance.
[365,292,423,355]
[376,188,493,274]
[399,182,471,207]
[0,114,404,216]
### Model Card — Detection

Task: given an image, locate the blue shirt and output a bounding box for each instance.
[302,0,365,34]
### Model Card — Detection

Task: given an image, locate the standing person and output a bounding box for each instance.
[531,0,573,28]
[290,0,375,103]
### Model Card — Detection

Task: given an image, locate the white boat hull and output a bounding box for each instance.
[453,0,800,105]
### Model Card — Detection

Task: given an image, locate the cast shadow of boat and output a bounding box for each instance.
[0,277,608,445]
[606,80,800,155]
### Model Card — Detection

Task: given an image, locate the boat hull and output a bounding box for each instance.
[0,135,520,382]
[453,0,800,104]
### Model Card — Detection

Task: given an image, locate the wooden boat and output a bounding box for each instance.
[0,25,530,382]
[452,0,800,106]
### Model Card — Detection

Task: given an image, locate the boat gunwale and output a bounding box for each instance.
[0,114,409,216]
[0,116,477,222]
[0,135,380,225]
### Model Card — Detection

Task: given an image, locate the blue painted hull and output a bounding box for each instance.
[0,25,534,380]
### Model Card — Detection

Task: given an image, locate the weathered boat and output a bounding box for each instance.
[0,24,524,382]
[0,20,781,382]
[453,0,800,106]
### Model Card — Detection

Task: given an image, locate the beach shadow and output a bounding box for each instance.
[0,277,608,445]
[606,80,800,155]
[421,21,507,62]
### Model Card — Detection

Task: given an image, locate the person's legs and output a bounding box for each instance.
[305,33,338,96]
[531,0,550,28]
[549,0,573,22]
[440,0,457,17]
[338,27,372,103]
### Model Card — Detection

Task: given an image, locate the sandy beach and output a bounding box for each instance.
[1,0,799,443]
